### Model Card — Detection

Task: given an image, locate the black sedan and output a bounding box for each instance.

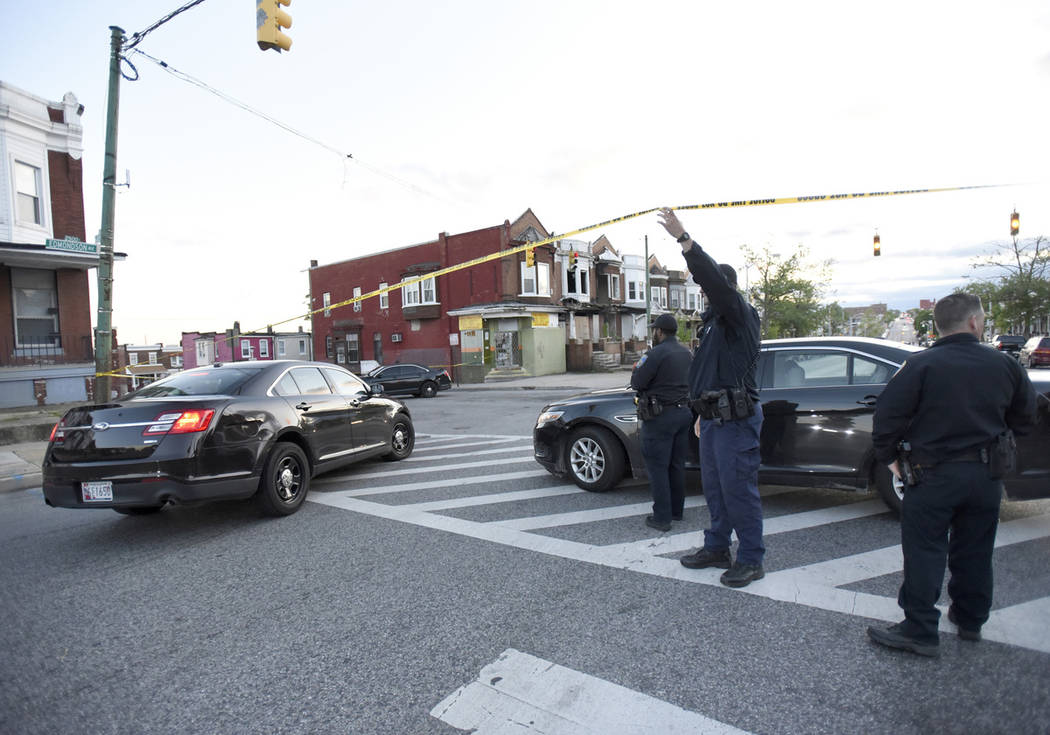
[534,337,1050,513]
[363,363,452,398]
[43,360,415,517]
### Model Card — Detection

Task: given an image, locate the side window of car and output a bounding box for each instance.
[770,351,809,388]
[323,368,368,396]
[385,366,408,379]
[289,367,332,395]
[272,372,301,396]
[852,355,894,385]
[405,365,425,377]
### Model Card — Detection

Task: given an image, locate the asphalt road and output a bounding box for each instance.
[2,387,1048,734]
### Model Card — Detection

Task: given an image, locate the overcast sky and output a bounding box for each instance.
[5,1,1049,344]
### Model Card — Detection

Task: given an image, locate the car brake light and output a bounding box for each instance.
[143,409,215,436]
[50,420,65,444]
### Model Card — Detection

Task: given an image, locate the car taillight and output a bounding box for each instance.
[50,420,65,445]
[143,409,215,436]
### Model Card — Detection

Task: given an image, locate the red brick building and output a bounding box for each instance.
[309,210,568,381]
[0,82,124,407]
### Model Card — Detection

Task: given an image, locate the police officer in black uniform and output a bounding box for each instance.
[868,293,1036,657]
[631,313,693,532]
[657,208,766,588]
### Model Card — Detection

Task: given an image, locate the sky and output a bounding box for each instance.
[4,1,1049,344]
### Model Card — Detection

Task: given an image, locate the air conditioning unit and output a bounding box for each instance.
[391,333,403,343]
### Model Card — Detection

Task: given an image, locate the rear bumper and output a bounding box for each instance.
[42,465,260,509]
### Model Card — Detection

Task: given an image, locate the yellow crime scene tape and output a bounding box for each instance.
[101,183,1000,375]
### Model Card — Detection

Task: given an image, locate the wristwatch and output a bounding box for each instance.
[676,232,691,244]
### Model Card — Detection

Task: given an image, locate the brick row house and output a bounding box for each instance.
[0,81,125,407]
[118,343,183,391]
[181,323,312,370]
[308,209,709,381]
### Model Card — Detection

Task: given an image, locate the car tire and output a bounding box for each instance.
[255,442,310,517]
[420,381,438,398]
[874,462,904,516]
[382,414,415,461]
[113,505,163,515]
[566,426,625,492]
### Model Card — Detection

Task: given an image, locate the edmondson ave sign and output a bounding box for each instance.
[45,236,97,254]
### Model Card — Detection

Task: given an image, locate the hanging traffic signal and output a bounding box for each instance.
[873,233,881,257]
[525,247,535,268]
[1010,210,1020,237]
[569,250,578,272]
[257,0,292,52]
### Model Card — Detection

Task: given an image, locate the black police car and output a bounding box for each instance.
[534,337,1050,514]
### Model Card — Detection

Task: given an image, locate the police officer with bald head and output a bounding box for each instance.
[631,313,693,532]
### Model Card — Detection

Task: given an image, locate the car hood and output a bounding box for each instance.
[542,386,633,410]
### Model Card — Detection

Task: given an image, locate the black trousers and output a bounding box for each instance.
[639,404,693,523]
[897,461,1002,642]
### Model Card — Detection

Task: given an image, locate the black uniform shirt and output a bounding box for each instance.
[682,242,761,401]
[872,332,1037,465]
[630,334,691,404]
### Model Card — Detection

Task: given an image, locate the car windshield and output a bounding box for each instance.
[129,367,263,397]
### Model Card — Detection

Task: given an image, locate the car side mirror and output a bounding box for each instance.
[369,383,385,396]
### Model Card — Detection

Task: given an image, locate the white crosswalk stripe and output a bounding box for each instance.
[308,434,1050,654]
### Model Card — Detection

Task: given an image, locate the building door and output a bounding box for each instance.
[493,331,519,368]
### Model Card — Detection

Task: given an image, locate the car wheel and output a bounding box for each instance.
[420,381,438,398]
[874,462,904,516]
[382,414,415,461]
[255,442,310,517]
[566,426,625,492]
[113,505,163,515]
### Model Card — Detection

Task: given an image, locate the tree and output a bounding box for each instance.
[742,244,830,339]
[819,301,849,336]
[907,307,934,340]
[968,235,1050,336]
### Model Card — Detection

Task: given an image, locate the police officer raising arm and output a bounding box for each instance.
[657,208,766,588]
[631,313,693,532]
[868,293,1036,657]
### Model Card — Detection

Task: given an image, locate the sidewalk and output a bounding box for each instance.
[0,371,632,494]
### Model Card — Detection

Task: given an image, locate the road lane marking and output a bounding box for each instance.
[410,437,529,455]
[404,486,581,512]
[311,436,1050,654]
[406,443,533,461]
[311,469,552,496]
[431,648,752,735]
[313,456,536,483]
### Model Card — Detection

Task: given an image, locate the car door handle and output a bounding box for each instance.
[856,396,878,407]
[295,402,311,411]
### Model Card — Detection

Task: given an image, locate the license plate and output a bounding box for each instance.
[81,481,113,502]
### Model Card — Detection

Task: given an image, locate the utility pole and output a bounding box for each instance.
[94,25,124,402]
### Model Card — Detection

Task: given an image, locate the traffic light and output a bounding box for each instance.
[525,247,535,268]
[257,0,292,52]
[873,233,881,257]
[569,250,578,272]
[1010,210,1020,237]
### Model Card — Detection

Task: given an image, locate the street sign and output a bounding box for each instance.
[45,236,97,254]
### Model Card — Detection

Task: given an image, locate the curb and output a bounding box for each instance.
[0,471,42,494]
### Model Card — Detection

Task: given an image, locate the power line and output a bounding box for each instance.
[124,0,210,51]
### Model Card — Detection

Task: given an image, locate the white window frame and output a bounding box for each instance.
[129,353,139,365]
[520,262,551,296]
[260,340,269,357]
[299,338,307,355]
[353,286,362,312]
[651,286,667,308]
[566,268,589,298]
[148,351,157,363]
[14,161,43,226]
[241,339,252,359]
[323,292,331,317]
[628,281,638,300]
[607,274,620,300]
[277,340,286,356]
[379,283,389,309]
[401,276,438,307]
